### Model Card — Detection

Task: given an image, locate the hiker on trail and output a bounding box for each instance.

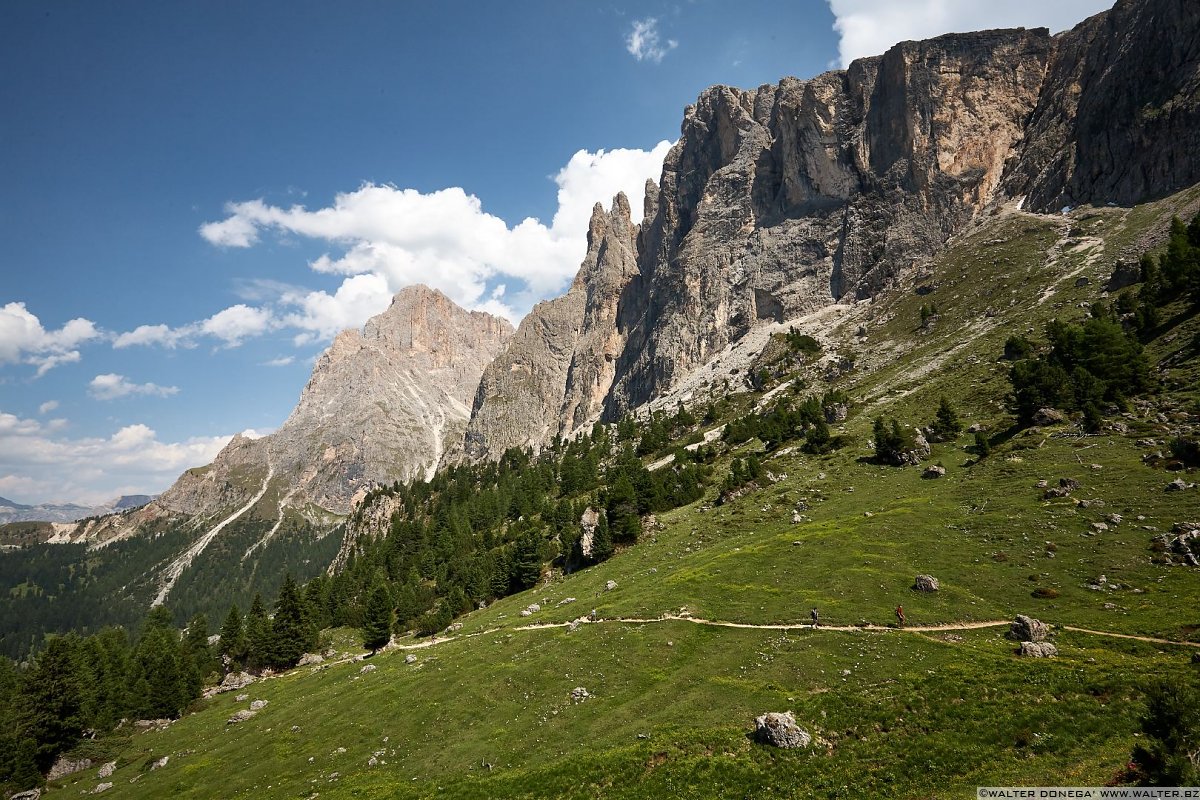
[895,605,905,627]
[589,608,597,622]
[810,608,819,627]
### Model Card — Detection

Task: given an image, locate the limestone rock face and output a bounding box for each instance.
[460,196,639,458]
[913,574,940,592]
[463,0,1200,456]
[1004,0,1200,211]
[158,286,513,517]
[604,28,1051,416]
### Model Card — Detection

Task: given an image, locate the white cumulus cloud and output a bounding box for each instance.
[0,409,231,505]
[0,302,101,376]
[113,304,274,350]
[38,400,59,415]
[191,141,672,340]
[88,373,180,401]
[625,18,678,63]
[827,0,1114,68]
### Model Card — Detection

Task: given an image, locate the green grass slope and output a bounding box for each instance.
[43,194,1200,798]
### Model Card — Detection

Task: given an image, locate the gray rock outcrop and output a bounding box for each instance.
[754,711,811,749]
[913,574,940,592]
[1008,615,1051,642]
[578,507,601,558]
[47,756,92,780]
[1019,641,1059,658]
[459,196,639,458]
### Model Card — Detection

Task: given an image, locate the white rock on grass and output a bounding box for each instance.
[1019,641,1058,658]
[753,711,811,749]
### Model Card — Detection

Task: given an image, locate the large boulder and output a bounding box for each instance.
[1032,408,1066,426]
[578,507,601,558]
[1008,615,1050,642]
[898,433,932,466]
[1019,641,1058,658]
[913,574,940,592]
[754,711,811,749]
[47,756,93,780]
[218,671,256,693]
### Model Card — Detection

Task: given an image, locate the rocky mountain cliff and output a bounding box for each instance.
[458,195,639,459]
[459,0,1200,453]
[74,287,512,550]
[161,285,513,518]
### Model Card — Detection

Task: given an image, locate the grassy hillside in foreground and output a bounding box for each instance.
[42,193,1200,798]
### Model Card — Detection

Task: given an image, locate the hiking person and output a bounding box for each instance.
[895,605,905,627]
[810,608,819,627]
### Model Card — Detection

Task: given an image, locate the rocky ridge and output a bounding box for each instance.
[74,286,512,549]
[458,0,1200,456]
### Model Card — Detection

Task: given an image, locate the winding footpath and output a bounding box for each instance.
[376,613,1200,654]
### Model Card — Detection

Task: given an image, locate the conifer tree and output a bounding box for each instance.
[130,609,189,720]
[245,594,272,671]
[271,574,313,669]
[590,511,614,563]
[930,397,962,441]
[19,636,84,770]
[361,586,394,653]
[219,604,247,666]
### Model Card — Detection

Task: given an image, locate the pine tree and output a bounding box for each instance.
[510,531,543,591]
[591,512,614,563]
[804,417,832,454]
[10,737,42,790]
[271,574,314,669]
[219,604,247,666]
[930,397,962,441]
[19,635,84,770]
[1131,681,1200,786]
[245,594,272,671]
[361,586,394,653]
[182,614,217,690]
[130,607,190,720]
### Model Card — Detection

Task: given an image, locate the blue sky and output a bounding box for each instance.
[0,0,1112,504]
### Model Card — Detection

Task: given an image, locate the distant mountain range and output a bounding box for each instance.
[0,494,155,524]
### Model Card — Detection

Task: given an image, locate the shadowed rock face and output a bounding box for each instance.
[156,286,513,517]
[1003,0,1200,211]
